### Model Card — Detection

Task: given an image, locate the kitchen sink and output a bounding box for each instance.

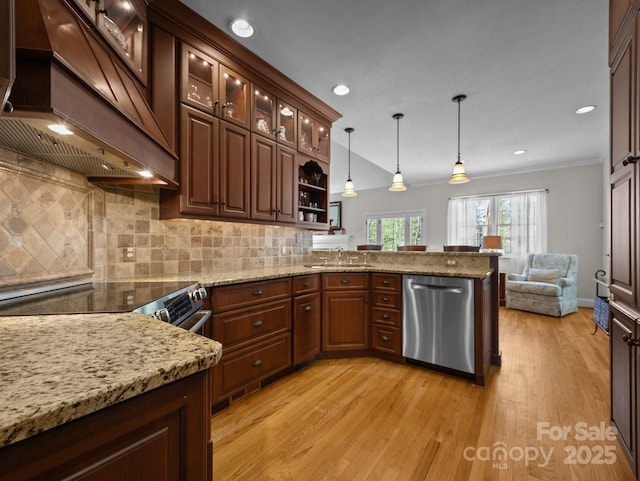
[303,263,373,268]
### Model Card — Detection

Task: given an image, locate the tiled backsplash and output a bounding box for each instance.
[0,149,312,287]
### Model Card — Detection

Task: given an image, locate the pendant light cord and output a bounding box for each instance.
[396,115,400,172]
[457,98,461,162]
[348,130,352,180]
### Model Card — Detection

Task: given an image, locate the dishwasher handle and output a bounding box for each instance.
[410,282,463,294]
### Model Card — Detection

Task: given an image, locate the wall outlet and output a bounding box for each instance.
[123,246,135,262]
[446,259,457,266]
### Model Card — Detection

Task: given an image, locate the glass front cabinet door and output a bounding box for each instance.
[220,65,249,128]
[251,84,297,148]
[181,44,218,114]
[298,111,330,162]
[97,0,147,82]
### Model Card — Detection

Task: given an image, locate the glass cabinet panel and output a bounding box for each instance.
[183,46,218,113]
[277,102,297,147]
[253,86,275,136]
[316,121,330,160]
[298,113,315,156]
[98,0,147,82]
[221,66,249,127]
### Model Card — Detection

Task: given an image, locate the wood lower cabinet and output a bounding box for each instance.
[0,370,212,481]
[370,273,403,359]
[321,273,369,351]
[293,274,321,364]
[610,302,638,474]
[210,278,292,404]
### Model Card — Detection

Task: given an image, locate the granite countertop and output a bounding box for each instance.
[195,262,494,288]
[0,313,222,448]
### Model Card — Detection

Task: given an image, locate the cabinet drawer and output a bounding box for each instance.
[371,307,401,327]
[215,333,292,398]
[371,324,402,355]
[212,299,291,348]
[211,278,291,312]
[371,273,401,292]
[372,291,401,309]
[322,273,369,290]
[293,274,320,295]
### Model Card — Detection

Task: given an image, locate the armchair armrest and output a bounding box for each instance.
[558,277,575,287]
[507,273,526,281]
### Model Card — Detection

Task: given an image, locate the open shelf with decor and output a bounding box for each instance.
[297,160,328,226]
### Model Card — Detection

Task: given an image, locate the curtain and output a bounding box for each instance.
[447,190,548,273]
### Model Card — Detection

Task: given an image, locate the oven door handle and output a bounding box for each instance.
[184,310,212,333]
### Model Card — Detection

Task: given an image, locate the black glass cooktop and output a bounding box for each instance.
[0,281,197,316]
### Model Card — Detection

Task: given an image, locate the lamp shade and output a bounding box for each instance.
[481,235,503,252]
[389,171,407,191]
[342,178,357,197]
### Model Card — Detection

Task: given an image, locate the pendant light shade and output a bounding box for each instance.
[449,94,471,184]
[342,127,357,197]
[389,113,407,191]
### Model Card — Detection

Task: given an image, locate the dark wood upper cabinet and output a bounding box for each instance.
[252,83,298,149]
[610,0,637,61]
[0,0,15,114]
[298,111,330,162]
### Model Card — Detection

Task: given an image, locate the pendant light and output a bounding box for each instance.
[342,127,357,197]
[389,113,407,191]
[449,94,471,184]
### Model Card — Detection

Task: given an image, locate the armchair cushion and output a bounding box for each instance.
[527,268,560,283]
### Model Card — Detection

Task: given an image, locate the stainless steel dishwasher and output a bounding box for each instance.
[402,274,475,374]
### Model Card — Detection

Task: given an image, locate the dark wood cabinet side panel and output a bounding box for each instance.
[150,24,177,153]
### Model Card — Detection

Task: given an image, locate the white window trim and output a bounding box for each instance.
[364,209,426,249]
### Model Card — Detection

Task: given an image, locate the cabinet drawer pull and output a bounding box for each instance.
[382,296,390,302]
[252,289,264,296]
[381,313,390,320]
[253,320,263,327]
[382,280,390,286]
[340,279,350,285]
[304,305,312,311]
[381,336,390,342]
[253,359,263,367]
[303,281,310,287]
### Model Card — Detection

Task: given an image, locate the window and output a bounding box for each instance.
[365,211,425,251]
[447,190,547,273]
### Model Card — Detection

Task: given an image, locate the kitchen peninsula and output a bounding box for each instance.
[0,313,222,480]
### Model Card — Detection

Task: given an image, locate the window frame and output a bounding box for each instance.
[364,209,426,251]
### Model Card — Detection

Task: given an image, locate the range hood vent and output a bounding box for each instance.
[1,0,178,186]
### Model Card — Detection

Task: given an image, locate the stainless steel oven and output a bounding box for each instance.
[0,280,212,335]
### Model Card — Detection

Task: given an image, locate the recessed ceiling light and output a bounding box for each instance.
[513,149,527,155]
[229,18,255,38]
[47,124,73,135]
[575,105,596,115]
[332,84,350,96]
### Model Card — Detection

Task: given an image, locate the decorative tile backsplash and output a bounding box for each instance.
[0,148,312,287]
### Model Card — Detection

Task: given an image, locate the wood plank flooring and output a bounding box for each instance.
[210,307,635,480]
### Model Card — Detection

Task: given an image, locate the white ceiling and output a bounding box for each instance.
[179,0,609,194]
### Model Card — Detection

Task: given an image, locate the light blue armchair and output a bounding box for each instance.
[505,253,579,317]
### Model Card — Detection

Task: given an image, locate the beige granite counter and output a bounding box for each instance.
[194,251,496,287]
[0,312,222,448]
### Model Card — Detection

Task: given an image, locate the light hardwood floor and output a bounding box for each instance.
[211,307,635,480]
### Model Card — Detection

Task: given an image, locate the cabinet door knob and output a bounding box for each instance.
[623,155,640,166]
[304,305,312,311]
[340,279,350,285]
[253,320,263,327]
[381,336,390,342]
[252,289,263,296]
[253,359,263,367]
[381,314,390,320]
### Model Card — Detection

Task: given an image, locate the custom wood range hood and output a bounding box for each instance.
[0,0,178,186]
